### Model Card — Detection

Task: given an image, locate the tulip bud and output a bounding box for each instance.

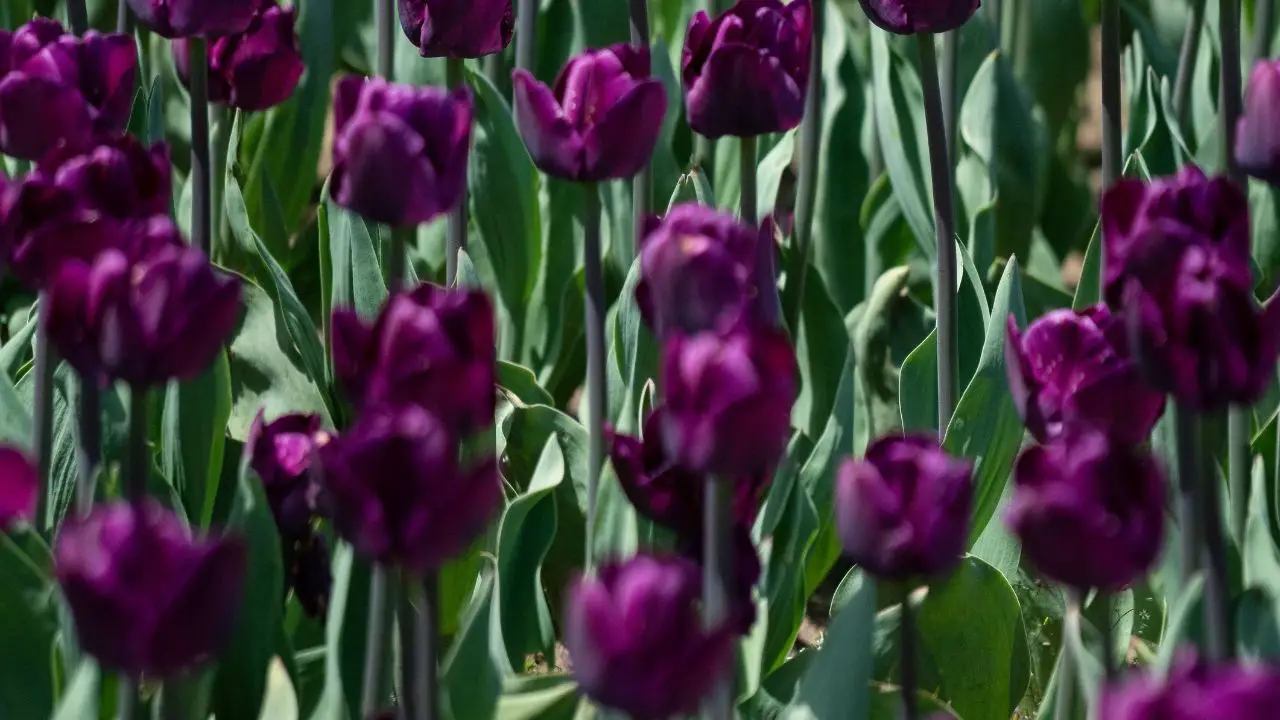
[1008,431,1165,592]
[1236,60,1280,187]
[398,0,514,58]
[56,501,246,676]
[513,44,667,183]
[1103,651,1280,720]
[45,240,242,388]
[1005,306,1165,445]
[126,0,260,38]
[564,555,734,718]
[661,325,796,478]
[0,446,37,531]
[836,434,972,581]
[247,411,329,539]
[173,5,304,111]
[0,20,136,160]
[682,0,812,139]
[317,405,500,573]
[331,75,472,227]
[859,0,981,35]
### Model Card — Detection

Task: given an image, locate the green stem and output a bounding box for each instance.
[446,58,468,286]
[516,0,537,75]
[416,574,440,720]
[118,0,130,33]
[1101,0,1122,188]
[1055,595,1079,720]
[117,676,137,720]
[188,38,212,256]
[740,136,757,226]
[126,385,148,502]
[361,566,391,717]
[629,0,652,260]
[702,477,734,720]
[76,381,101,516]
[32,300,55,535]
[1254,0,1276,60]
[900,596,919,720]
[377,0,395,80]
[583,183,604,572]
[211,106,231,261]
[1174,0,1207,125]
[784,0,823,335]
[1200,414,1235,661]
[66,0,88,34]
[1173,403,1202,582]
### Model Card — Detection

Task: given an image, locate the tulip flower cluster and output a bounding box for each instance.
[172,4,305,111]
[1105,652,1280,720]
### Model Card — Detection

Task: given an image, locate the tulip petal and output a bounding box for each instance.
[686,42,804,138]
[580,79,667,182]
[0,73,92,160]
[512,69,583,180]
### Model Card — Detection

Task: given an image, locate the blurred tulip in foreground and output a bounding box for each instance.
[1103,651,1280,720]
[126,0,260,38]
[174,5,304,111]
[56,500,246,676]
[1236,60,1280,187]
[513,43,667,182]
[0,446,37,531]
[398,0,514,58]
[859,0,982,35]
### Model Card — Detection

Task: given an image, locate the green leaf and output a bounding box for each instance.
[870,29,934,258]
[782,569,875,719]
[944,258,1028,545]
[308,544,374,720]
[608,257,658,435]
[0,361,31,446]
[1071,226,1102,310]
[790,259,852,438]
[321,188,388,320]
[160,350,231,528]
[493,675,582,720]
[497,361,556,408]
[0,530,57,720]
[442,560,509,720]
[759,458,822,674]
[50,661,98,720]
[899,330,939,434]
[259,659,300,720]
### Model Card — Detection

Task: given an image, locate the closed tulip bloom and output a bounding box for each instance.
[247,410,330,539]
[637,204,768,337]
[1103,169,1280,410]
[331,76,472,226]
[1236,60,1280,186]
[1005,306,1165,445]
[1008,431,1165,591]
[0,446,37,531]
[682,0,812,139]
[45,241,242,388]
[565,555,734,719]
[399,0,514,58]
[56,501,246,676]
[661,325,796,477]
[331,284,495,432]
[513,44,667,182]
[1103,651,1280,720]
[126,0,260,38]
[859,0,982,35]
[173,5,304,111]
[0,20,136,160]
[836,434,972,581]
[317,405,500,573]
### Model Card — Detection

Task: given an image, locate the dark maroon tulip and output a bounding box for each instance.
[0,446,37,531]
[1236,60,1280,186]
[1008,431,1165,592]
[835,434,972,581]
[331,284,496,432]
[0,20,136,160]
[682,0,812,139]
[247,410,331,538]
[513,44,667,183]
[399,0,514,58]
[859,0,982,34]
[1103,168,1280,410]
[45,241,242,388]
[565,554,734,719]
[126,0,261,38]
[1005,306,1165,445]
[290,533,332,620]
[636,203,771,337]
[1103,651,1280,720]
[661,325,796,477]
[56,500,246,677]
[173,5,304,111]
[317,405,500,573]
[330,75,472,227]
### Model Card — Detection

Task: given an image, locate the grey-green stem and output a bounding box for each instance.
[126,385,148,502]
[900,595,919,720]
[32,301,55,535]
[1254,0,1276,60]
[516,0,537,76]
[702,477,734,720]
[583,183,605,572]
[629,0,652,259]
[76,382,101,516]
[361,566,392,716]
[1173,0,1207,125]
[1101,0,1122,189]
[117,676,138,720]
[784,0,823,335]
[446,58,468,285]
[67,0,88,34]
[377,0,395,80]
[740,136,757,226]
[188,38,212,256]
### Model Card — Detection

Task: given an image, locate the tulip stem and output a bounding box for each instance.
[117,0,130,34]
[117,676,138,720]
[1199,413,1235,662]
[740,136,757,226]
[1055,595,1080,720]
[516,0,537,75]
[702,476,734,720]
[32,301,55,536]
[1173,0,1207,125]
[629,0,652,259]
[76,382,101,516]
[66,0,88,34]
[988,0,1003,45]
[783,0,823,336]
[941,31,958,167]
[415,574,440,720]
[1173,403,1203,582]
[126,386,148,502]
[899,595,919,720]
[1098,592,1115,680]
[583,183,605,573]
[1222,0,1245,185]
[211,106,231,260]
[362,565,392,716]
[916,33,958,433]
[396,583,417,720]
[1254,0,1276,60]
[377,0,395,80]
[188,38,212,257]
[446,58,468,286]
[1101,0,1122,189]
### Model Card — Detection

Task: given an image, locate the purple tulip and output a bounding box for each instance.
[661,325,796,477]
[565,554,734,719]
[1103,168,1280,410]
[173,5,304,111]
[636,204,772,337]
[859,0,982,35]
[291,534,332,620]
[330,75,472,227]
[513,44,667,183]
[0,446,37,531]
[1103,651,1280,720]
[0,19,136,160]
[56,500,246,676]
[1005,306,1165,445]
[1,135,173,288]
[331,284,496,432]
[45,240,243,388]
[682,0,812,139]
[1236,60,1280,186]
[398,0,514,58]
[126,0,261,38]
[317,405,500,573]
[835,434,973,581]
[247,410,330,539]
[1008,431,1165,591]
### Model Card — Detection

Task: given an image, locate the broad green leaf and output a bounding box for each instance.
[0,530,57,720]
[791,259,852,438]
[308,544,374,720]
[442,560,509,720]
[608,257,657,435]
[50,661,98,720]
[259,659,300,720]
[759,454,822,674]
[321,191,387,320]
[782,569,875,720]
[0,362,31,446]
[899,329,939,434]
[497,361,556,408]
[161,350,231,528]
[1071,226,1102,310]
[493,675,581,720]
[870,29,933,257]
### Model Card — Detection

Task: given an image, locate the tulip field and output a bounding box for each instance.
[6,0,1280,718]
